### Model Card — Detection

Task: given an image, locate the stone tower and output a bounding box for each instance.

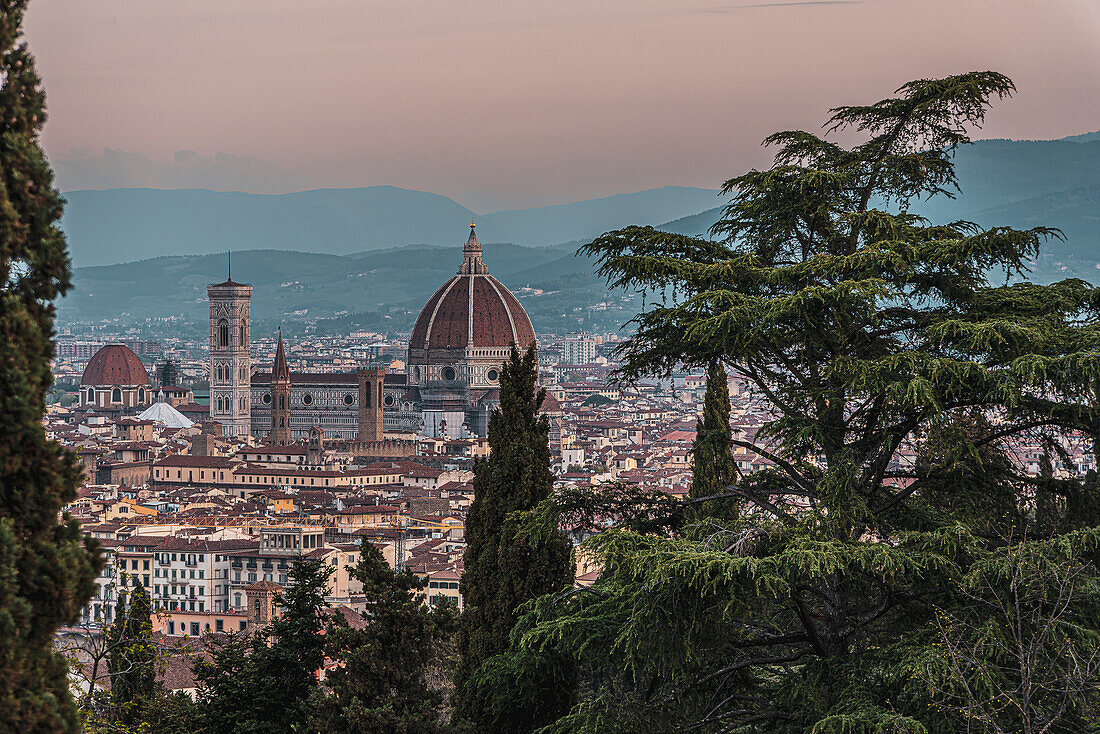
[357,365,385,442]
[245,580,281,630]
[208,263,252,437]
[306,426,325,465]
[270,330,292,445]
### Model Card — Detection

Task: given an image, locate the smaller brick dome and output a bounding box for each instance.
[81,344,150,387]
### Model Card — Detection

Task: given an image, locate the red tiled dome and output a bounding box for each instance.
[81,344,150,387]
[410,226,536,352]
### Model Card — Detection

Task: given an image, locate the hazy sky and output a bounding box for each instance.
[24,0,1100,211]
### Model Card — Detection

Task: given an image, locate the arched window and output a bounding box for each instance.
[86,388,95,404]
[240,321,246,345]
[279,417,285,427]
[218,319,229,348]
[138,388,146,403]
[279,395,285,410]
[234,593,241,609]
[111,387,122,403]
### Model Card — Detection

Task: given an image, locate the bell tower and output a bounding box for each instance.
[208,258,252,438]
[356,365,385,442]
[271,329,292,445]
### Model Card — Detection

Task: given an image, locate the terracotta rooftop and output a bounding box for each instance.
[81,344,150,387]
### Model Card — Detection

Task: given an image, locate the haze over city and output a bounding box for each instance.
[26,0,1100,210]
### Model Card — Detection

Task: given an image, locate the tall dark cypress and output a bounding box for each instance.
[453,345,574,733]
[0,3,99,732]
[689,361,737,500]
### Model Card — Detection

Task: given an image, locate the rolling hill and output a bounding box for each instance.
[58,242,632,337]
[59,185,723,267]
[59,132,1100,332]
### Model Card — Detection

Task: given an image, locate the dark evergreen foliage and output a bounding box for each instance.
[507,72,1100,732]
[158,359,180,388]
[0,2,99,731]
[141,689,200,734]
[194,558,330,734]
[312,539,457,733]
[690,361,737,500]
[452,345,575,733]
[107,586,157,726]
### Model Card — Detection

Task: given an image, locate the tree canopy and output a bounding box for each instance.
[312,539,456,733]
[0,2,99,731]
[453,345,575,733]
[690,361,737,502]
[506,72,1100,732]
[194,558,330,734]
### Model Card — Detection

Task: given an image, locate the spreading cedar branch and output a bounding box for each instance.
[504,72,1100,733]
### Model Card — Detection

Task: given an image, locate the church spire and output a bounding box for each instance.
[273,328,290,381]
[459,221,487,275]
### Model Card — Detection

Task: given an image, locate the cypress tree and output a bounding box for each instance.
[0,2,99,731]
[313,540,456,733]
[689,361,737,500]
[452,345,574,733]
[107,585,157,726]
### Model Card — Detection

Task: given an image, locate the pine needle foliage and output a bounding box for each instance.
[691,361,738,501]
[194,558,330,734]
[107,586,157,726]
[0,2,100,731]
[452,345,575,733]
[509,72,1100,732]
[312,539,457,733]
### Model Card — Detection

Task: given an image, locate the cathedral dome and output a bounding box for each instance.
[81,344,150,387]
[409,225,536,353]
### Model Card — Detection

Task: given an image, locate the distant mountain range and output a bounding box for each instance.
[60,185,724,268]
[59,133,1100,332]
[58,242,631,337]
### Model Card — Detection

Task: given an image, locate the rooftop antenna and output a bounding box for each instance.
[227,250,232,281]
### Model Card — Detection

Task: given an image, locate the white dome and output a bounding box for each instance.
[137,401,194,429]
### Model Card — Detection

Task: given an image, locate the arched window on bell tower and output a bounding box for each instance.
[218,320,229,348]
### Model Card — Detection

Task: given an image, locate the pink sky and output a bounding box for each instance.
[24,0,1100,210]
